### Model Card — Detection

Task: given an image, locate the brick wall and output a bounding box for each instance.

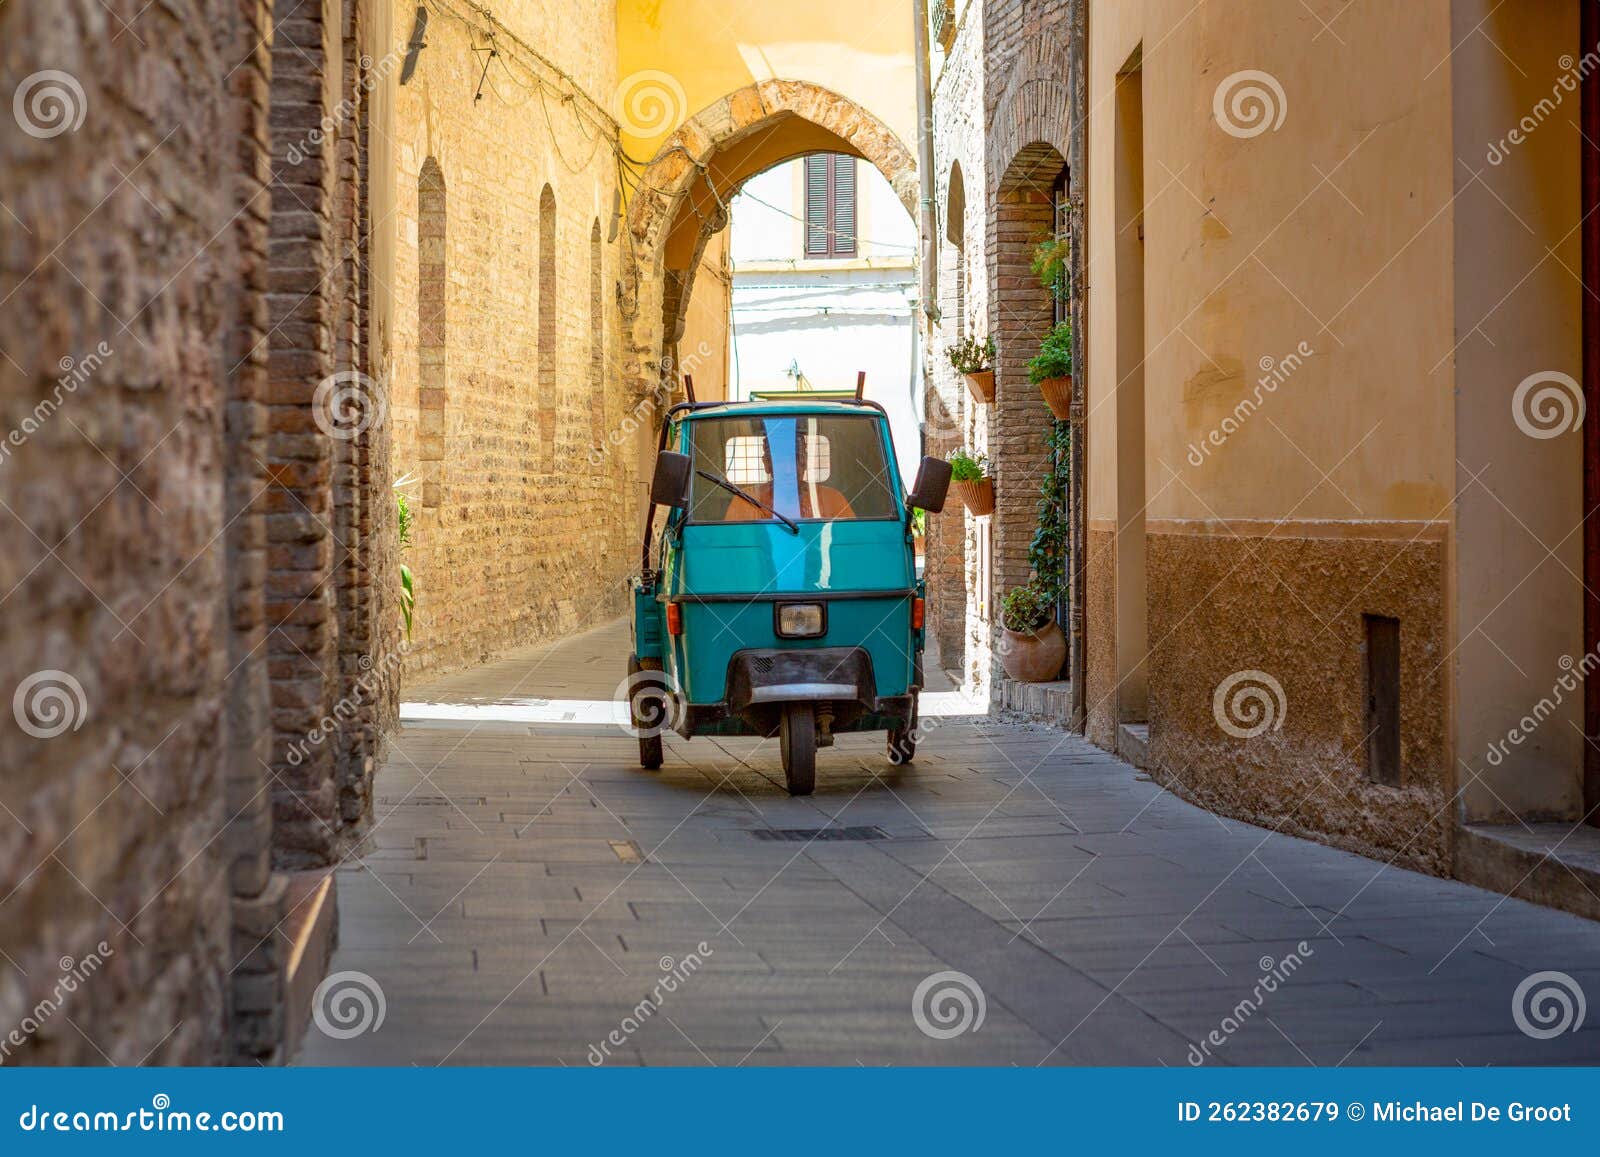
[388,2,634,681]
[926,0,1072,693]
[0,0,396,1064]
[928,3,988,686]
[220,0,288,1066]
[983,3,1071,617]
[0,0,258,1064]
[267,0,342,866]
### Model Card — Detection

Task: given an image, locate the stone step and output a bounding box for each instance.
[1455,822,1600,922]
[1117,722,1150,770]
[283,870,338,1062]
[997,676,1073,726]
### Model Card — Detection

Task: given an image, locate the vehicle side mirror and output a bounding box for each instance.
[650,451,692,509]
[906,456,952,513]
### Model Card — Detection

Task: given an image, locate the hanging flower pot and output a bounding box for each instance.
[1037,374,1072,420]
[951,477,995,517]
[947,337,996,405]
[1027,321,1074,420]
[965,369,996,405]
[947,449,993,516]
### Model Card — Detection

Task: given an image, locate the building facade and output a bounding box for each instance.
[1082,0,1597,895]
[925,0,1076,693]
[387,0,634,678]
[923,0,1600,912]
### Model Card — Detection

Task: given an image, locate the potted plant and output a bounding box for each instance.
[1027,320,1073,421]
[997,584,1067,683]
[947,449,994,516]
[947,335,996,404]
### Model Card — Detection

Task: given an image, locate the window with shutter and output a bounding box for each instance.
[832,156,856,256]
[804,155,830,256]
[802,154,858,259]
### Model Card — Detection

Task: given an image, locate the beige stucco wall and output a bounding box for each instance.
[1087,0,1458,528]
[1451,0,1584,822]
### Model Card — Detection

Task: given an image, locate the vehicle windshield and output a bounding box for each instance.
[686,414,897,524]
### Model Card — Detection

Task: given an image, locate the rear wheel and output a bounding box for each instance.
[779,704,816,796]
[888,693,919,765]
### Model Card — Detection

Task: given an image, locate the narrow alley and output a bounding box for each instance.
[8,0,1600,1094]
[299,620,1600,1066]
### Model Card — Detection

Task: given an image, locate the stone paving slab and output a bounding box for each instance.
[298,617,1600,1067]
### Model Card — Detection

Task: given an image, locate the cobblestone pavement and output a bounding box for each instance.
[298,619,1600,1066]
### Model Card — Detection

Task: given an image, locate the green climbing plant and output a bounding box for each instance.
[1031,233,1072,302]
[1029,422,1070,610]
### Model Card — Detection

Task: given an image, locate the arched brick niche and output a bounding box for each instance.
[986,141,1067,607]
[983,32,1072,617]
[538,184,558,462]
[417,157,447,508]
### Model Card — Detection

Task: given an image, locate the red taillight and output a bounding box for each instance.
[911,597,925,630]
[666,603,683,636]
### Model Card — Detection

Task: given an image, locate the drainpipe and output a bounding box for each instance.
[912,0,938,325]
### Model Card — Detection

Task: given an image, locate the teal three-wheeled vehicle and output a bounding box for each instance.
[627,396,952,795]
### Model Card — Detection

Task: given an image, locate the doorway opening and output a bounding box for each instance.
[1112,55,1148,724]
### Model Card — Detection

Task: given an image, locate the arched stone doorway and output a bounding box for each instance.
[988,141,1069,660]
[623,80,919,401]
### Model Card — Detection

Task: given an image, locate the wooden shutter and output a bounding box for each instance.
[804,155,830,256]
[831,155,857,256]
[802,154,860,258]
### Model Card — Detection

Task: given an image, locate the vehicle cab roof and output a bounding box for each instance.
[671,398,888,422]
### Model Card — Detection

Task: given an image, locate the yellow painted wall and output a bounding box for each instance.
[614,0,918,170]
[678,229,733,402]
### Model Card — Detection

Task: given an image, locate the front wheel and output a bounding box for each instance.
[629,656,666,770]
[779,704,816,796]
[639,733,663,770]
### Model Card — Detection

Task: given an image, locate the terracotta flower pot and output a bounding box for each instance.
[951,477,994,516]
[965,370,995,405]
[1037,374,1073,420]
[998,620,1067,683]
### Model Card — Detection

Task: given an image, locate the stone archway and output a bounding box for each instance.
[623,80,918,399]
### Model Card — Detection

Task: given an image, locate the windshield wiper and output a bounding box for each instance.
[696,469,799,534]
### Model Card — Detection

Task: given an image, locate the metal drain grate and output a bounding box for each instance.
[751,826,887,842]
